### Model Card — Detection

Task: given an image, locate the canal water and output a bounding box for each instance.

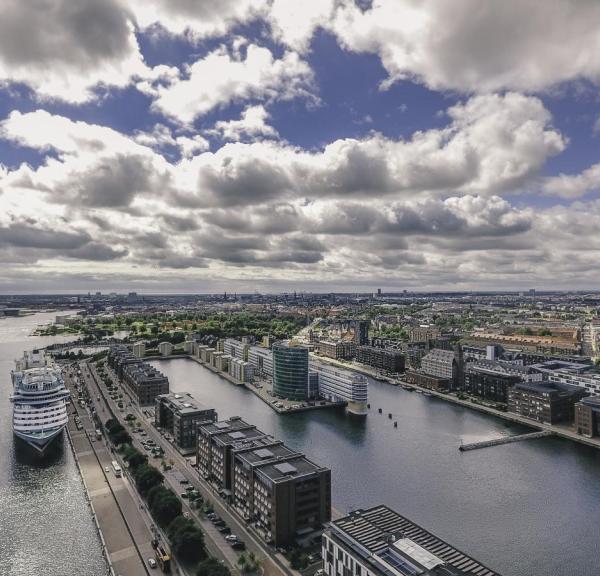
[151,358,600,576]
[0,312,107,576]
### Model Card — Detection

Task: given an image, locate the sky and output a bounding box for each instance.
[1,0,600,294]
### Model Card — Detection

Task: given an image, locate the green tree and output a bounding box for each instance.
[167,516,206,563]
[135,465,164,495]
[150,489,182,528]
[196,558,230,576]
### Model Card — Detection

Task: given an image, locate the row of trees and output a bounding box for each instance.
[112,437,219,571]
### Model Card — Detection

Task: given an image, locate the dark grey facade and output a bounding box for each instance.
[508,381,588,424]
[155,393,216,451]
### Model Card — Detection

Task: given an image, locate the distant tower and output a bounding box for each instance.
[377,288,382,296]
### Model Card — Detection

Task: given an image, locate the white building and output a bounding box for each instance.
[229,358,255,383]
[310,361,368,415]
[248,346,273,377]
[532,360,600,397]
[158,342,174,356]
[133,342,146,358]
[223,338,250,361]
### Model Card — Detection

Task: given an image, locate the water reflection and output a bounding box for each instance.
[153,357,600,576]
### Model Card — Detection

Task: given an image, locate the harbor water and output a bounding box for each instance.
[151,357,600,576]
[0,312,107,576]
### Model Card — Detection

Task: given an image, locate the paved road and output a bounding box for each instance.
[65,369,152,576]
[75,363,191,576]
[95,360,298,576]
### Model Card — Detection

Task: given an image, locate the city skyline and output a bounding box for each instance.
[2,1,600,293]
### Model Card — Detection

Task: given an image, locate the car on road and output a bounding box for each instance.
[206,513,218,521]
[231,541,246,550]
[314,570,324,576]
[179,478,189,484]
[104,466,110,473]
[180,492,189,499]
[213,520,226,527]
[148,558,157,569]
[185,485,194,492]
[218,526,231,535]
[225,535,238,542]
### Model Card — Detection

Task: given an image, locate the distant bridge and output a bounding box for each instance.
[459,430,553,452]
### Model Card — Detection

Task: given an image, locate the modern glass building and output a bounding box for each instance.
[272,341,309,400]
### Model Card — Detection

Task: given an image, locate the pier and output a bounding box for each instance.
[459,430,554,452]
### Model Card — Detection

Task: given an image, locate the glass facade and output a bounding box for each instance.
[273,343,309,400]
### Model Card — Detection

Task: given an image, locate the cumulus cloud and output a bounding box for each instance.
[543,164,600,199]
[178,93,563,207]
[209,105,278,142]
[330,0,600,93]
[1,110,173,207]
[0,0,149,102]
[151,44,315,123]
[125,0,268,40]
[268,0,336,52]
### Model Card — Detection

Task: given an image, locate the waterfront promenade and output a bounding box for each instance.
[94,360,300,576]
[65,371,152,576]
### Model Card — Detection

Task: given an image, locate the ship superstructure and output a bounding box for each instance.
[10,350,70,453]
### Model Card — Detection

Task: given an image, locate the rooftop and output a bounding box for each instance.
[255,456,326,483]
[330,505,500,576]
[156,392,213,415]
[235,441,298,467]
[513,381,584,395]
[201,416,254,437]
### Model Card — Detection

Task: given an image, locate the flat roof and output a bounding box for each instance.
[235,441,297,466]
[201,417,253,436]
[157,392,213,415]
[256,456,325,482]
[330,505,500,576]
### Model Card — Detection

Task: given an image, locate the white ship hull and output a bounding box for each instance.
[14,426,65,453]
[10,352,70,457]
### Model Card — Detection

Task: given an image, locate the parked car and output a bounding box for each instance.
[225,535,238,542]
[148,558,157,569]
[218,526,231,535]
[231,541,246,550]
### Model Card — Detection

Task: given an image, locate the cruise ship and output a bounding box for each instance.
[10,349,70,453]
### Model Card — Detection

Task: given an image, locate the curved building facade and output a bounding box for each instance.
[273,342,309,400]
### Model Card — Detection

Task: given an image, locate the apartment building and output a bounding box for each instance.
[248,346,274,377]
[532,360,600,397]
[574,396,600,438]
[507,381,588,424]
[223,338,250,361]
[253,456,331,547]
[323,505,499,576]
[198,416,332,548]
[317,340,356,360]
[155,393,217,451]
[228,357,254,383]
[121,361,170,405]
[356,346,405,373]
